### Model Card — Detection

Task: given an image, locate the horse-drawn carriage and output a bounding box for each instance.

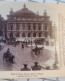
[31,45,44,56]
[3,48,15,63]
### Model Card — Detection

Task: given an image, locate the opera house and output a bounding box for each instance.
[3,4,53,41]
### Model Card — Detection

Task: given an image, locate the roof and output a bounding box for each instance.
[13,4,39,17]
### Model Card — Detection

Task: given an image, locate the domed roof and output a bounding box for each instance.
[14,4,38,17]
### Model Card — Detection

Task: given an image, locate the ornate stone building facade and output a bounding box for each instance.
[4,4,52,41]
[0,15,4,36]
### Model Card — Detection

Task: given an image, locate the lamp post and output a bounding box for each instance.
[53,23,58,69]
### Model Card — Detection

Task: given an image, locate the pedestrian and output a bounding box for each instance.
[22,44,24,49]
[26,41,28,47]
[31,62,41,70]
[21,64,30,71]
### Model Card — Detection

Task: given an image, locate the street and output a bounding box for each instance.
[0,43,55,71]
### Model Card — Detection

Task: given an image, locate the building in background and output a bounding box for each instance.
[0,15,4,36]
[4,4,53,41]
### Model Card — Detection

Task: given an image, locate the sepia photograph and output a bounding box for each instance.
[0,1,59,71]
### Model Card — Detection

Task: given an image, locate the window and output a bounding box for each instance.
[28,26,31,30]
[28,32,31,37]
[16,24,20,30]
[10,24,13,30]
[39,32,42,37]
[44,25,47,30]
[22,33,25,37]
[33,33,36,37]
[28,24,31,30]
[9,32,13,38]
[38,24,41,30]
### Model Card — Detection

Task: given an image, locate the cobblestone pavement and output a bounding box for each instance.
[0,43,55,71]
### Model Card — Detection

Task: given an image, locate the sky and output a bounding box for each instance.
[0,1,58,26]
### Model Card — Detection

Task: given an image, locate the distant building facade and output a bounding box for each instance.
[0,15,4,36]
[4,4,52,41]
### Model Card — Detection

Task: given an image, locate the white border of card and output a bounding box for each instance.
[0,1,65,79]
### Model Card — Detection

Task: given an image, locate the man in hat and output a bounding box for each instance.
[31,62,41,70]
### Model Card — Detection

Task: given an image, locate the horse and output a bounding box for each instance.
[3,52,11,61]
[3,53,15,63]
[31,46,43,55]
[8,55,15,63]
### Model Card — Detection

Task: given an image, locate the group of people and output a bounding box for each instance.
[21,62,41,71]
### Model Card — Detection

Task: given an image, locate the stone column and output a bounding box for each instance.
[25,32,27,37]
[7,32,10,38]
[21,32,22,37]
[36,32,37,38]
[20,24,23,30]
[25,23,27,30]
[37,32,39,37]
[7,23,9,30]
[18,23,21,30]
[36,23,38,30]
[13,23,16,30]
[31,23,33,30]
[41,32,43,37]
[31,32,33,37]
[42,23,44,30]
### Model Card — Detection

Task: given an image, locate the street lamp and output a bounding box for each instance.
[53,23,58,69]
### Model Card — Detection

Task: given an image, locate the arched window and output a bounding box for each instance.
[28,32,31,37]
[33,33,36,37]
[10,24,13,30]
[38,24,41,30]
[16,24,20,30]
[39,32,42,37]
[28,26,31,30]
[9,32,13,38]
[22,33,25,37]
[44,25,47,30]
